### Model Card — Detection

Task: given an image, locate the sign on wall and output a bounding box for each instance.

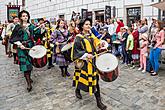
[113,6,116,18]
[81,9,88,20]
[7,5,20,22]
[105,6,111,20]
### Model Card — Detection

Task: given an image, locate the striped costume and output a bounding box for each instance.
[71,33,101,95]
[44,27,54,58]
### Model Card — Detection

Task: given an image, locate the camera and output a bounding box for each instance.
[151,41,156,47]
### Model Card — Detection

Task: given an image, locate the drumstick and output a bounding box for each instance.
[93,49,110,58]
[34,22,47,31]
[24,47,35,51]
[58,38,72,45]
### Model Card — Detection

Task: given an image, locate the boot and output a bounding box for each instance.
[95,91,107,110]
[75,89,82,99]
[8,51,12,58]
[24,71,32,92]
[64,66,70,77]
[60,67,65,77]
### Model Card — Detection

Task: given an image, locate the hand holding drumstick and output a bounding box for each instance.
[19,45,35,51]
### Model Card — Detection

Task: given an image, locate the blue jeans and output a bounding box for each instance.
[149,48,161,73]
[122,44,128,64]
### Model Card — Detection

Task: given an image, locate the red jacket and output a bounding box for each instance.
[116,21,124,34]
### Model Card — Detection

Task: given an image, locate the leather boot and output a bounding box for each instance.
[60,67,65,77]
[24,72,32,92]
[64,66,70,77]
[95,91,107,110]
[75,89,82,99]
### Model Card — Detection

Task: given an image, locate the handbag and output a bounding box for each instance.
[55,45,61,54]
[2,36,9,45]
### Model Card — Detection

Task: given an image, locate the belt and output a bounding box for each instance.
[22,39,32,45]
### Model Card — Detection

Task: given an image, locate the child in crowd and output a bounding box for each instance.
[126,27,134,66]
[138,33,148,73]
[120,26,129,64]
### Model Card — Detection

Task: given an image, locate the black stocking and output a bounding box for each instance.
[60,66,65,77]
[24,71,32,89]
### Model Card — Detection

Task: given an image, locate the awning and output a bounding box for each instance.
[151,1,165,10]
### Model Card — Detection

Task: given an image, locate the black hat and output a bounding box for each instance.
[78,18,92,32]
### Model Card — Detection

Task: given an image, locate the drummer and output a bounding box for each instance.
[10,10,39,92]
[50,19,70,77]
[67,20,79,42]
[100,28,112,50]
[34,18,46,45]
[43,20,54,69]
[71,18,107,110]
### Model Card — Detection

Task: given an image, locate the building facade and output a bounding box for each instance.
[0,0,23,23]
[0,0,164,25]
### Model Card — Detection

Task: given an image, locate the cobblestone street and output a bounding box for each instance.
[0,43,165,110]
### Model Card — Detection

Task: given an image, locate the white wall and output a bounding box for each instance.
[0,0,22,23]
[0,0,161,24]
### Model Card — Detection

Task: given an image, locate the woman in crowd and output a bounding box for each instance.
[131,23,140,68]
[149,20,165,76]
[51,19,70,77]
[71,18,107,110]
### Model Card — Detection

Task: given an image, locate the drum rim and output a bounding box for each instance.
[96,53,118,72]
[61,43,73,52]
[100,40,108,49]
[29,45,47,58]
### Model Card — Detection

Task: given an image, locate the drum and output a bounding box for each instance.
[61,43,73,62]
[29,45,47,68]
[96,53,119,82]
[97,40,109,53]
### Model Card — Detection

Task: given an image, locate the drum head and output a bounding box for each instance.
[61,43,73,52]
[100,40,108,49]
[96,53,118,72]
[29,45,47,58]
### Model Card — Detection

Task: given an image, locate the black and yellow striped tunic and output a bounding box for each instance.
[44,27,54,58]
[71,33,101,95]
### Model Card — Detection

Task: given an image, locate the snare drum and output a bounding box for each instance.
[96,53,119,82]
[97,40,109,53]
[29,45,47,68]
[61,43,73,63]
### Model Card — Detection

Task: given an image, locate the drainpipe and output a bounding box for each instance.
[158,0,161,20]
[22,0,25,10]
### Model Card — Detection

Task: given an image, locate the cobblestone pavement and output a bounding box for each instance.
[0,43,165,110]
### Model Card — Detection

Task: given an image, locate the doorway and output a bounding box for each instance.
[95,10,104,22]
[127,7,141,27]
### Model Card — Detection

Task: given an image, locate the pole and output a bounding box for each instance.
[22,0,25,10]
[16,0,18,6]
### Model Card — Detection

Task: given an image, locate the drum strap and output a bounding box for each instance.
[59,30,68,42]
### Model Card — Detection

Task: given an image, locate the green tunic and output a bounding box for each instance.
[17,24,36,72]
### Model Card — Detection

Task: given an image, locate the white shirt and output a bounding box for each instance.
[107,24,115,35]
